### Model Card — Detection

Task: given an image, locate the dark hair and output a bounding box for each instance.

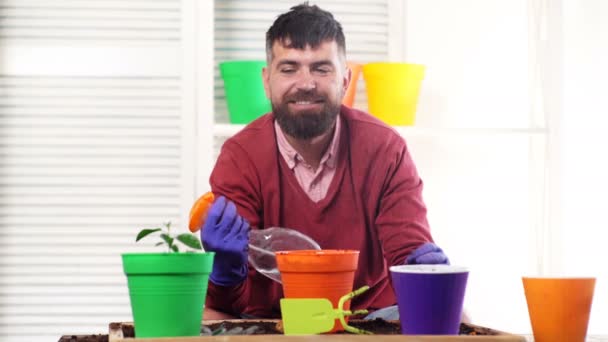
[265,2,346,62]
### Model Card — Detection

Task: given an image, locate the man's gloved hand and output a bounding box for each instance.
[201,196,250,286]
[405,242,450,265]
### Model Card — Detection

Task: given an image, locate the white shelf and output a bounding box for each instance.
[214,123,246,137]
[394,127,547,137]
[213,123,547,138]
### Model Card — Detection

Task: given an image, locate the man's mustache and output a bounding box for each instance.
[285,91,326,103]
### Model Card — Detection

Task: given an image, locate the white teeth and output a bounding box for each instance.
[295,101,312,105]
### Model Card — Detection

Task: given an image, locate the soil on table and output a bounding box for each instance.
[59,318,501,341]
[203,319,499,336]
[58,335,108,342]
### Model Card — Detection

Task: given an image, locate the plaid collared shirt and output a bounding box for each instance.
[274,117,341,203]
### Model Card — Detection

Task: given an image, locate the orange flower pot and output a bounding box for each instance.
[276,250,360,332]
[342,62,362,107]
[522,277,596,342]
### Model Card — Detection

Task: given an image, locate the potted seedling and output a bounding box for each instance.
[122,222,214,338]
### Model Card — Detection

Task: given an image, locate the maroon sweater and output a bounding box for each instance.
[207,105,433,317]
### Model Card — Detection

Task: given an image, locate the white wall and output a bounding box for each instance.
[561,0,608,334]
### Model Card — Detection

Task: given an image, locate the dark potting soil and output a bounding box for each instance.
[58,318,501,341]
[205,320,282,335]
[202,319,500,336]
[340,319,402,334]
[459,323,500,336]
[57,334,108,342]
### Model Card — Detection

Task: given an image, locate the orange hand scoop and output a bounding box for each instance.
[188,191,215,232]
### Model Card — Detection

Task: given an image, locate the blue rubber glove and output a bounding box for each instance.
[405,242,450,265]
[201,196,250,286]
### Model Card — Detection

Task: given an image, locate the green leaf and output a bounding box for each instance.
[160,233,174,245]
[136,228,162,242]
[134,222,200,254]
[176,234,202,250]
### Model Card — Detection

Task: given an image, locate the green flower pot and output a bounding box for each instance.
[122,252,215,338]
[219,60,272,124]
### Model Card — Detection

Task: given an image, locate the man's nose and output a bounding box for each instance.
[295,70,316,91]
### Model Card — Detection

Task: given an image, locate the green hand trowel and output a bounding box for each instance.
[280,286,373,335]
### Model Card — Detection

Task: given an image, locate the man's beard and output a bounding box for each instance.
[273,90,341,140]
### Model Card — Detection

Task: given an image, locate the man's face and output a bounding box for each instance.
[263,40,350,139]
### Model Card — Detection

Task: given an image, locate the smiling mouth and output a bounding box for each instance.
[289,100,324,105]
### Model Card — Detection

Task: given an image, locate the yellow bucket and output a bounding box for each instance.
[362,63,425,126]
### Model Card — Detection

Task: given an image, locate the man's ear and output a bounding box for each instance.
[262,66,271,99]
[343,64,352,95]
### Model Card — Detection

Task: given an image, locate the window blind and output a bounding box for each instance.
[0,0,180,41]
[0,1,188,341]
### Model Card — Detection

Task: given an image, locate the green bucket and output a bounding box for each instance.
[122,252,214,338]
[220,60,272,124]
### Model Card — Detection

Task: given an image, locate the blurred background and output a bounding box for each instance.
[0,0,607,341]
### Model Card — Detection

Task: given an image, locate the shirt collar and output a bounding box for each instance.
[275,115,341,170]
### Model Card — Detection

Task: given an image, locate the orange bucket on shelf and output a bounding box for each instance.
[276,250,360,332]
[342,62,362,107]
[522,277,596,342]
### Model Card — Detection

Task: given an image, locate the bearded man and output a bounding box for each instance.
[198,3,449,320]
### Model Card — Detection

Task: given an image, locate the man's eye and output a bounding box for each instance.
[280,68,295,74]
[315,68,330,74]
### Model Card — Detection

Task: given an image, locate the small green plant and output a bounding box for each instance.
[136,222,202,253]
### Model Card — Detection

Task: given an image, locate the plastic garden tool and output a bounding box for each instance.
[280,286,373,335]
[189,192,321,283]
